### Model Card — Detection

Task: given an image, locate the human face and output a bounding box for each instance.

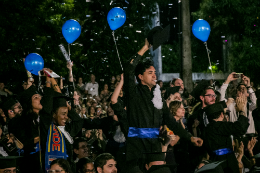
[74,141,89,159]
[104,84,108,90]
[174,79,184,92]
[32,94,43,112]
[49,163,65,173]
[0,167,17,173]
[22,82,28,90]
[13,102,23,116]
[79,78,83,84]
[175,104,185,120]
[90,107,95,115]
[107,106,114,116]
[116,75,120,81]
[111,76,115,82]
[85,130,92,138]
[169,92,182,102]
[96,108,102,116]
[83,163,95,173]
[91,75,95,83]
[74,91,80,105]
[0,83,4,91]
[82,108,86,114]
[54,107,69,126]
[200,89,216,107]
[98,159,117,173]
[237,85,247,96]
[138,66,156,89]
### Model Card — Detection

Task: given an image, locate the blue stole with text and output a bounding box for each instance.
[45,123,67,171]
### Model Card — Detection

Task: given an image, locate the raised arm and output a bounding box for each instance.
[220,72,237,101]
[111,74,124,104]
[243,76,257,111]
[124,39,150,101]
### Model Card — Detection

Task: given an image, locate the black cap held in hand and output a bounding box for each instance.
[164,86,181,100]
[147,25,171,51]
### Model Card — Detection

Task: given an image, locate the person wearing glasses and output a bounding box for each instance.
[2,98,22,120]
[188,80,217,138]
[48,158,73,173]
[73,138,90,163]
[219,72,256,136]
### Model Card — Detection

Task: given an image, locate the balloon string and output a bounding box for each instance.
[204,42,215,82]
[112,31,123,71]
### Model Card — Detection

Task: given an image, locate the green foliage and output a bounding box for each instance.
[191,0,260,84]
[162,42,181,73]
[0,0,159,88]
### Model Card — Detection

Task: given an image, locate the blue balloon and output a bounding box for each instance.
[62,19,81,44]
[24,53,44,76]
[192,19,211,42]
[107,7,126,31]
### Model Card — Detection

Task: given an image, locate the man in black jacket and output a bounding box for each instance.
[204,99,249,172]
[123,39,203,172]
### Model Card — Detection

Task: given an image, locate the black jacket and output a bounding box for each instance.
[123,54,192,162]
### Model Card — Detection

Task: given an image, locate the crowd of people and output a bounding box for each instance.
[0,39,260,173]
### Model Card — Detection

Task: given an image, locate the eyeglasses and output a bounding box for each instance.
[47,170,65,173]
[3,169,19,173]
[204,94,217,98]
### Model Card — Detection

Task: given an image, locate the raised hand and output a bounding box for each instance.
[225,72,237,84]
[191,137,203,147]
[248,137,257,152]
[242,76,250,87]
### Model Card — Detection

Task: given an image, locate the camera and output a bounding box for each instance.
[233,73,244,79]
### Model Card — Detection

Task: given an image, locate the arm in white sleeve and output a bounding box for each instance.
[219,83,228,102]
[248,88,257,111]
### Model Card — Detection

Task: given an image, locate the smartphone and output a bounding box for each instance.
[233,73,244,79]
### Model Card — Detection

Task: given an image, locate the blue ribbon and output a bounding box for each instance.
[127,127,160,138]
[213,148,233,156]
[29,142,40,155]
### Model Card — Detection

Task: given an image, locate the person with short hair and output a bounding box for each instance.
[73,137,89,163]
[2,98,22,120]
[123,38,203,172]
[204,100,249,173]
[85,74,99,97]
[76,157,95,173]
[94,153,117,173]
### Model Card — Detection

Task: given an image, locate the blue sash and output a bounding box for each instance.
[213,148,233,156]
[128,127,160,138]
[45,123,67,172]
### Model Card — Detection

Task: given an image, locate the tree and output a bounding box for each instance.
[191,0,260,84]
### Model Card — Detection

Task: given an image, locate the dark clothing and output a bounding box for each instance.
[110,98,129,137]
[124,54,192,165]
[252,108,260,154]
[187,107,204,138]
[204,115,249,173]
[11,87,84,172]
